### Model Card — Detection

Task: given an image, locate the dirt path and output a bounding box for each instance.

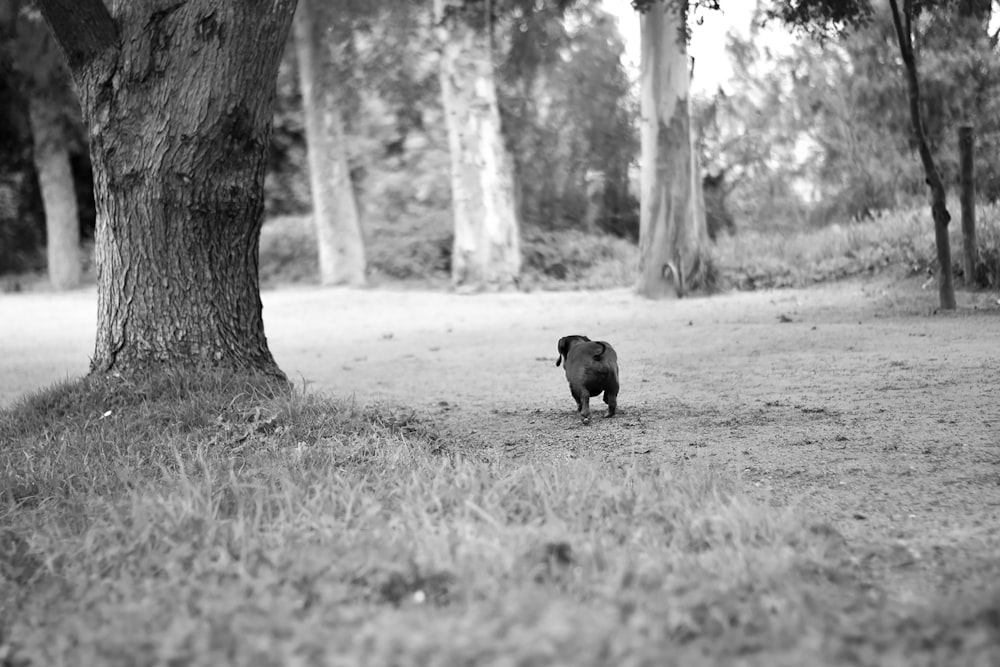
[3,276,999,604]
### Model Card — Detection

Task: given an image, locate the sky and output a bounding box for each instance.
[601,1,783,95]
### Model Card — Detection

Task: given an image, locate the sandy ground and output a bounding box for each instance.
[2,275,1000,601]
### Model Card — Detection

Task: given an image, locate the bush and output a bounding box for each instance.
[520,229,637,290]
[258,215,319,287]
[256,201,1000,293]
[709,201,1000,291]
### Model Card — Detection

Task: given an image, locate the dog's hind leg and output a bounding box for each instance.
[603,390,617,418]
[603,377,619,418]
[579,393,592,424]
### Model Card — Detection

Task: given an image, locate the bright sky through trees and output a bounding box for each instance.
[601,1,788,95]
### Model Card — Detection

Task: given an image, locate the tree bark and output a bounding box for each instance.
[35,0,116,71]
[636,1,705,299]
[29,98,81,290]
[889,0,956,309]
[293,0,366,287]
[434,0,521,290]
[39,0,297,376]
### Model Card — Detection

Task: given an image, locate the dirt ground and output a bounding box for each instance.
[3,274,1000,604]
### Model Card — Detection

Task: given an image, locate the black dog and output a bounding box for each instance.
[556,335,619,424]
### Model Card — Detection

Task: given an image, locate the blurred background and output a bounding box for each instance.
[2,0,999,293]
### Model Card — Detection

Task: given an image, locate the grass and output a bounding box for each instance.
[710,202,1000,291]
[3,371,999,665]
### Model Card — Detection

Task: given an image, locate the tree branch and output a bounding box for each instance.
[888,0,946,209]
[36,0,117,73]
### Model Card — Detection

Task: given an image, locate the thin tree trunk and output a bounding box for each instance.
[434,0,521,290]
[636,2,705,299]
[293,0,366,287]
[39,0,296,376]
[29,99,81,290]
[889,0,956,309]
[958,124,977,285]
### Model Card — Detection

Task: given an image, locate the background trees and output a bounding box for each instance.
[261,0,637,285]
[22,12,82,290]
[293,0,367,287]
[764,0,1000,308]
[0,1,45,280]
[1,1,88,289]
[499,1,638,239]
[2,0,997,306]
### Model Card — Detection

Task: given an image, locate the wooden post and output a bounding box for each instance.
[959,125,978,285]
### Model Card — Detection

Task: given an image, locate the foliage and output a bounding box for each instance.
[630,0,723,15]
[693,17,814,233]
[763,0,987,36]
[763,0,874,34]
[266,1,450,231]
[260,213,453,286]
[697,0,1000,232]
[498,0,640,238]
[265,0,640,245]
[709,200,1000,290]
[520,228,638,289]
[259,214,637,289]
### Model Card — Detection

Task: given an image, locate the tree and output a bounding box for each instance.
[16,9,83,289]
[768,0,970,310]
[497,1,639,239]
[693,19,813,234]
[434,0,522,290]
[37,0,297,377]
[887,0,955,308]
[0,0,44,278]
[633,0,708,298]
[293,0,366,287]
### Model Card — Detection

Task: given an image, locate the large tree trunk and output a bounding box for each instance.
[434,0,521,291]
[637,2,705,299]
[293,0,366,287]
[38,0,296,376]
[29,99,81,290]
[889,0,955,309]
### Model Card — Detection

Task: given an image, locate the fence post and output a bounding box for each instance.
[958,124,978,285]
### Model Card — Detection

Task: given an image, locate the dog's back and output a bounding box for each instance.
[567,340,618,397]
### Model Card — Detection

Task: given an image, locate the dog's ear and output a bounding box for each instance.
[556,336,571,367]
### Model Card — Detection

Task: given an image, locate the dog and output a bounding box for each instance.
[556,335,619,424]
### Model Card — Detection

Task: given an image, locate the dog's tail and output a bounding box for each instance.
[592,341,607,361]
